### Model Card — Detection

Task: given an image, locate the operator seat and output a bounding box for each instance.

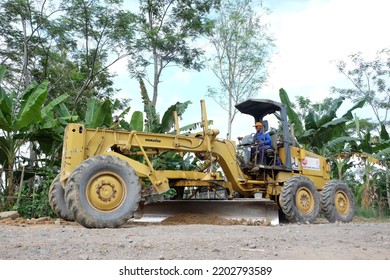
[265,129,281,165]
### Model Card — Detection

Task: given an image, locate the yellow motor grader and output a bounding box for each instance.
[49,99,355,228]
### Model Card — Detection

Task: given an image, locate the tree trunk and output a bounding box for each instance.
[148,5,158,108]
[227,89,232,140]
[22,19,31,87]
[28,142,36,190]
[361,159,372,209]
[152,47,158,108]
[6,160,15,207]
[385,160,390,209]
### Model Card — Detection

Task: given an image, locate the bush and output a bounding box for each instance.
[355,206,377,218]
[11,175,56,219]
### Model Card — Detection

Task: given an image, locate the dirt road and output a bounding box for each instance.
[0,215,389,260]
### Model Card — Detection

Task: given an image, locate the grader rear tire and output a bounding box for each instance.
[65,155,141,228]
[321,180,355,223]
[280,176,320,223]
[48,174,74,221]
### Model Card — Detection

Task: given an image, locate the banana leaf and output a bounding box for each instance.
[279,88,304,136]
[15,81,49,131]
[316,97,344,127]
[85,99,113,128]
[0,65,5,80]
[130,111,143,131]
[0,68,13,131]
[180,120,214,132]
[160,101,191,133]
[41,93,69,119]
[380,124,389,141]
[327,136,358,150]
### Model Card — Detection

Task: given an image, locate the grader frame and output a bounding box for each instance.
[50,99,355,228]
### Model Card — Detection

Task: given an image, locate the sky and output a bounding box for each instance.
[110,0,390,140]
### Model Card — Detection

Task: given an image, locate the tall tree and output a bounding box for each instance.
[333,50,390,211]
[0,0,135,114]
[0,0,68,192]
[60,0,137,112]
[207,0,274,139]
[128,0,220,108]
[0,0,64,92]
[332,49,390,140]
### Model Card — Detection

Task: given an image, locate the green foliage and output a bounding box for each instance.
[85,99,111,128]
[139,78,159,132]
[131,79,201,194]
[0,65,74,210]
[11,172,56,219]
[58,0,136,110]
[355,206,378,219]
[130,111,144,131]
[279,88,304,136]
[332,49,390,139]
[0,0,135,115]
[41,94,70,121]
[160,101,192,133]
[0,63,6,80]
[138,78,192,133]
[153,152,199,171]
[0,0,221,217]
[279,87,389,214]
[279,88,364,155]
[15,81,49,131]
[180,120,214,133]
[129,0,220,107]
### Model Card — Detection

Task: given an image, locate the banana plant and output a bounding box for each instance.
[0,67,43,199]
[138,78,192,133]
[0,65,76,205]
[327,114,390,209]
[279,88,365,155]
[130,78,216,188]
[132,78,214,135]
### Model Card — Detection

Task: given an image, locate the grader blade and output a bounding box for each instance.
[135,199,279,225]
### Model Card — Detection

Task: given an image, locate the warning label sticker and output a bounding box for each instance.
[301,157,321,171]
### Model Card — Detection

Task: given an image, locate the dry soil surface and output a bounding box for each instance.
[0,215,389,260]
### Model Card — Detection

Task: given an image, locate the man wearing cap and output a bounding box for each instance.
[253,121,272,164]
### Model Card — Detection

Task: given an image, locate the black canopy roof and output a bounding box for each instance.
[235,99,285,121]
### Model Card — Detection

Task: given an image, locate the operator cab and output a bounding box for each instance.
[235,99,292,169]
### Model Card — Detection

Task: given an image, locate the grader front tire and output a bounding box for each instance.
[48,174,74,221]
[321,180,355,223]
[280,176,320,223]
[65,155,141,228]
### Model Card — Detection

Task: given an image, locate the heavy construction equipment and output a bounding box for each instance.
[49,99,355,228]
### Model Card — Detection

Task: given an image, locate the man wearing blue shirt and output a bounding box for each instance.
[253,121,271,165]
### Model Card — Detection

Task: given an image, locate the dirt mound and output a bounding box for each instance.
[0,216,75,226]
[160,213,271,226]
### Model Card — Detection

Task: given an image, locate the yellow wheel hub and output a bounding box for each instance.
[335,190,350,215]
[86,172,126,212]
[296,187,314,214]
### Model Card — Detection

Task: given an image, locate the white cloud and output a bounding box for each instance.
[262,0,390,101]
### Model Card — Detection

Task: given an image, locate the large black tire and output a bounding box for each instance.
[321,180,355,223]
[65,155,141,228]
[48,174,74,221]
[280,176,320,223]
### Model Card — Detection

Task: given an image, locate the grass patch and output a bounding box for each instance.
[355,207,378,218]
[353,206,390,223]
